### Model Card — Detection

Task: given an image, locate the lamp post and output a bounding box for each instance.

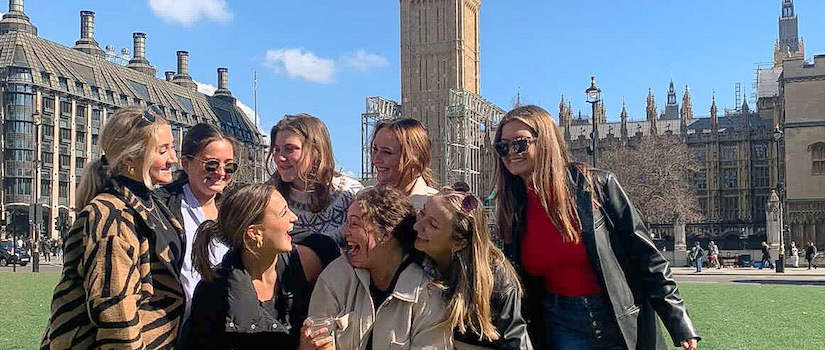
[31,113,42,273]
[585,76,601,168]
[773,124,784,273]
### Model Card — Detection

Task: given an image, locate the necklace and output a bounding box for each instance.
[144,200,169,231]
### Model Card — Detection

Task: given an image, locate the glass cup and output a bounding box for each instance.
[306,316,337,349]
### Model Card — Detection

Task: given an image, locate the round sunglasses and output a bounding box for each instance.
[189,156,239,174]
[494,137,537,158]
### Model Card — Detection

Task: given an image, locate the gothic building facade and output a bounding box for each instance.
[0,1,266,240]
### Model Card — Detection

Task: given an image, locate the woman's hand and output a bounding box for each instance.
[298,320,335,350]
[681,337,699,350]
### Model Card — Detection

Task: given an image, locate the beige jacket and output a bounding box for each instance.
[308,256,452,350]
[408,176,438,210]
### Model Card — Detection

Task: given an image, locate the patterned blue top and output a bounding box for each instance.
[287,175,363,247]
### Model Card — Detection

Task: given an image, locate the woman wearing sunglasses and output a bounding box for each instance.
[494,105,700,350]
[43,107,184,349]
[156,123,237,323]
[269,114,363,248]
[371,118,438,209]
[414,182,532,350]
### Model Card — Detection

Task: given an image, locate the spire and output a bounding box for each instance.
[741,90,750,114]
[710,91,718,130]
[620,98,628,140]
[646,88,657,121]
[667,80,677,105]
[775,0,803,67]
[681,85,693,121]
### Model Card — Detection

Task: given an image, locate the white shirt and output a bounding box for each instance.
[180,184,230,322]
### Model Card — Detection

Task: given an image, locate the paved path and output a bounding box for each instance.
[671,267,825,286]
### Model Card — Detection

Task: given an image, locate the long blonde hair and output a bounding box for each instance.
[494,105,582,244]
[76,107,168,209]
[268,114,337,212]
[436,186,522,341]
[372,118,436,189]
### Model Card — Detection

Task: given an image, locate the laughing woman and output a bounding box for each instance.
[182,184,326,349]
[302,186,451,349]
[370,118,438,209]
[494,105,700,350]
[42,107,184,349]
[269,114,363,248]
[414,183,533,350]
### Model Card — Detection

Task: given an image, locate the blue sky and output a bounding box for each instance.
[21,0,825,176]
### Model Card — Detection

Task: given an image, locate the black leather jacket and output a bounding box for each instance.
[453,264,533,349]
[507,165,700,350]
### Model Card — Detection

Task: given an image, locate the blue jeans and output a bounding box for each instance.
[543,294,626,350]
[695,257,702,272]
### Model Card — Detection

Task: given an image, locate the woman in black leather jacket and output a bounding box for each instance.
[414,182,532,349]
[493,105,700,350]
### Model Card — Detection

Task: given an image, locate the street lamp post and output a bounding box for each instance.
[585,76,601,168]
[31,113,42,273]
[773,124,784,273]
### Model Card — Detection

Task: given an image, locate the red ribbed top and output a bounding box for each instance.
[521,189,603,296]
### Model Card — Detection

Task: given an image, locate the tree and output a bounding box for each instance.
[598,136,703,223]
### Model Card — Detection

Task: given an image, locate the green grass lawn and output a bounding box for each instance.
[1,273,823,349]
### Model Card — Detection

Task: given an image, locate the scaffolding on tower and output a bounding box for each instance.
[442,89,504,201]
[360,96,401,186]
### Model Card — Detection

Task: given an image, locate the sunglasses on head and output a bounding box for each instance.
[136,106,164,128]
[494,137,536,158]
[190,156,239,174]
[451,181,480,212]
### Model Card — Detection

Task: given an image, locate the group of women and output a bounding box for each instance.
[40,104,701,350]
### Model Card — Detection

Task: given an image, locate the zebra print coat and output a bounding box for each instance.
[41,176,185,349]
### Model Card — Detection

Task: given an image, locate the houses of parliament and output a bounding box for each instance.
[560,0,824,249]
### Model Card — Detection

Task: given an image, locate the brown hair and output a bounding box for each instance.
[268,114,337,213]
[181,123,235,160]
[193,183,278,282]
[435,187,522,341]
[351,186,417,253]
[494,105,583,244]
[372,118,436,189]
[76,107,169,209]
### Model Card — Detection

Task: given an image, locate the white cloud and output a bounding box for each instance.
[341,50,389,72]
[194,81,265,135]
[148,0,232,26]
[263,48,388,84]
[264,49,336,84]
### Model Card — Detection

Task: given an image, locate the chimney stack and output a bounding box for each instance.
[126,32,155,76]
[73,11,103,57]
[213,67,234,102]
[0,0,38,35]
[165,71,175,82]
[172,51,196,89]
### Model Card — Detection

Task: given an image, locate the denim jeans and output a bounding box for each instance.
[543,294,626,350]
[695,257,702,272]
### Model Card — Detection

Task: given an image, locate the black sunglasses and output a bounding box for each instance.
[136,106,162,128]
[452,181,479,212]
[494,137,536,158]
[190,156,239,174]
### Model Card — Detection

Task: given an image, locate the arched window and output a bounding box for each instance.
[810,142,825,175]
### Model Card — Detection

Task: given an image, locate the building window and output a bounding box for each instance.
[59,181,69,199]
[6,149,33,162]
[43,151,53,165]
[59,78,69,91]
[755,196,767,222]
[60,101,72,115]
[59,154,70,169]
[76,157,86,170]
[812,143,825,175]
[698,198,708,215]
[4,178,32,196]
[43,125,54,139]
[59,128,71,143]
[92,109,101,122]
[721,146,737,161]
[753,144,768,159]
[724,196,739,221]
[753,166,770,188]
[76,130,86,143]
[693,148,706,163]
[4,121,34,134]
[42,96,55,112]
[693,172,707,190]
[723,168,738,189]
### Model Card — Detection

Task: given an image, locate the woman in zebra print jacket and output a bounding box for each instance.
[42,106,185,349]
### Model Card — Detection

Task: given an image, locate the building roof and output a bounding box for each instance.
[0,30,261,145]
[757,67,782,98]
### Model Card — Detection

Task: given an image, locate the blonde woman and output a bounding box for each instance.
[414,182,532,349]
[494,105,700,350]
[371,118,438,209]
[269,114,363,248]
[42,107,184,349]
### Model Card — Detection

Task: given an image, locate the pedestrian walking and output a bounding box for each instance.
[708,241,720,269]
[790,241,800,268]
[806,242,818,270]
[493,105,700,350]
[690,242,704,272]
[760,242,773,270]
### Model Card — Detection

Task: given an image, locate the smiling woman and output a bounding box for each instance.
[42,107,186,349]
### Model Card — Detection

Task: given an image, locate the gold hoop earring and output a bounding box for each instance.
[128,167,135,176]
